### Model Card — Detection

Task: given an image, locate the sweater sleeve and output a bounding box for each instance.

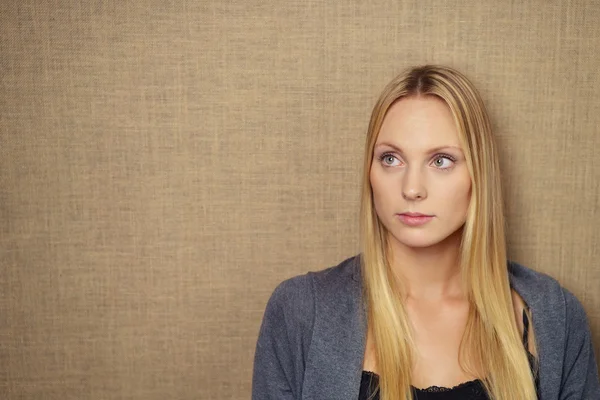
[251,274,315,400]
[559,288,600,399]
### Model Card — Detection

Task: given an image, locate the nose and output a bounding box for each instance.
[401,166,427,201]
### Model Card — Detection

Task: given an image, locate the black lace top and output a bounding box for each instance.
[358,309,539,399]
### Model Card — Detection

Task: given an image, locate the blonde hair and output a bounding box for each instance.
[359,65,537,400]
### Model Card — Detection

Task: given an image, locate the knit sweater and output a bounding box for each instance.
[252,255,600,399]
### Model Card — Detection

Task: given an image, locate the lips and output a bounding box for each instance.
[396,212,434,226]
[400,212,432,217]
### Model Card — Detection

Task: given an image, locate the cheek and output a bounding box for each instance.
[454,180,471,201]
[369,167,382,199]
[446,176,472,212]
[441,169,471,197]
[433,174,471,215]
[369,168,389,213]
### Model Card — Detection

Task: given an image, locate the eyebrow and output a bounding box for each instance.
[374,142,463,155]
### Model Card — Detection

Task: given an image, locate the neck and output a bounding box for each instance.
[388,228,465,302]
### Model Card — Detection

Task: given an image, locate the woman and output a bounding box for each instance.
[252,65,600,399]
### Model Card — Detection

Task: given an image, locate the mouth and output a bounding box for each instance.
[396,212,434,226]
[399,212,433,217]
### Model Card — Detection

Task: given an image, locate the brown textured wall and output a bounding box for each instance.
[1,1,599,399]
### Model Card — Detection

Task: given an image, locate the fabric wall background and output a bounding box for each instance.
[1,1,599,398]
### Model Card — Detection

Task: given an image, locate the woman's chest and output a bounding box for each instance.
[409,299,480,387]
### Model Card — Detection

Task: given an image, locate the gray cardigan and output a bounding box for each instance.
[252,255,600,399]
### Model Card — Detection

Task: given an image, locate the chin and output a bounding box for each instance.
[389,227,464,250]
[392,235,444,249]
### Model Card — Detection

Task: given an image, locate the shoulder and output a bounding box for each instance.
[309,254,361,291]
[263,254,361,328]
[508,260,592,346]
[508,260,567,309]
[508,261,600,396]
[508,260,561,291]
[253,256,366,398]
[270,254,360,299]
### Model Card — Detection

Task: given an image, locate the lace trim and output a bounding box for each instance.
[362,371,483,392]
[415,379,482,392]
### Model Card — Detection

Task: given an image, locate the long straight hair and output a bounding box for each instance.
[359,65,537,400]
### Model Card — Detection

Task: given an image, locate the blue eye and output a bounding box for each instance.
[379,153,400,166]
[431,154,456,169]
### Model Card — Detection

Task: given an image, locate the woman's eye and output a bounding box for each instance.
[381,154,400,166]
[432,156,454,169]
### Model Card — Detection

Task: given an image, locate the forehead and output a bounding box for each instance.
[376,96,460,148]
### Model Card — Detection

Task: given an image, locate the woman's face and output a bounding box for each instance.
[370,96,472,249]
